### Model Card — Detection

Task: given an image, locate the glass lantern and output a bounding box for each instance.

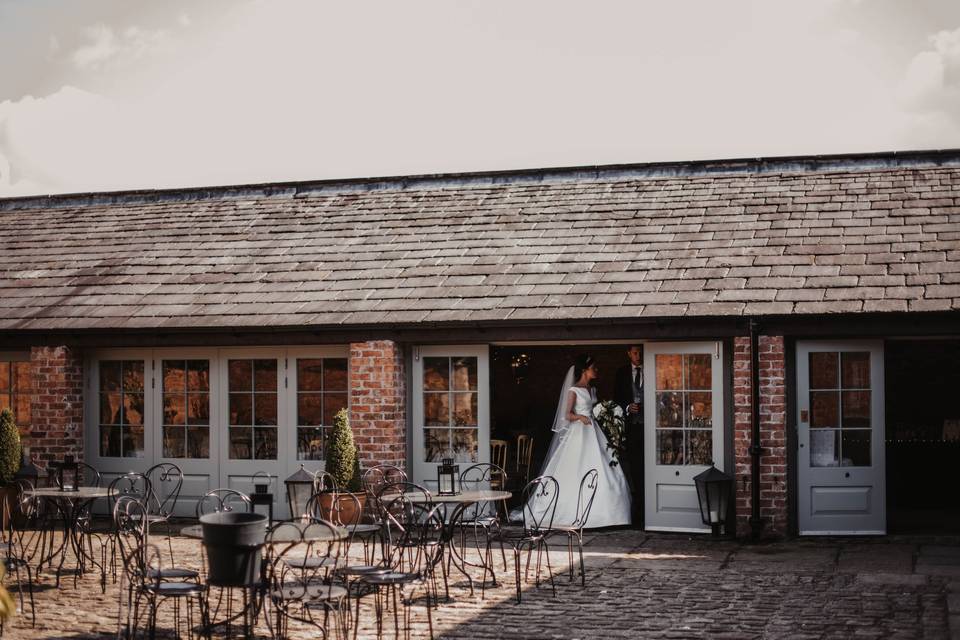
[693,463,733,537]
[59,455,79,492]
[284,465,316,521]
[252,471,271,495]
[437,458,459,496]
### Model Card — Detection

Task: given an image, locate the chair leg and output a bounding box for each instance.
[542,539,557,598]
[567,535,575,581]
[513,549,521,604]
[577,532,586,586]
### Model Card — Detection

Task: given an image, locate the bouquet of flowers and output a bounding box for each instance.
[592,400,626,467]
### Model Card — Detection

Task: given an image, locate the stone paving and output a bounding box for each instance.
[2,527,958,639]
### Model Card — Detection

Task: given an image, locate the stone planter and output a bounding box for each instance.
[200,511,268,587]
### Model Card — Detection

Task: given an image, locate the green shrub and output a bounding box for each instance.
[326,408,361,492]
[0,408,21,485]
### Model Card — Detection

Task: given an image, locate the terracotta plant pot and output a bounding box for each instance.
[316,492,368,526]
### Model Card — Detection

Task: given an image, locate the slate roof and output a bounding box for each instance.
[0,151,958,332]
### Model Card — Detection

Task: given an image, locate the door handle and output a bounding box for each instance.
[675,471,680,477]
[844,472,850,478]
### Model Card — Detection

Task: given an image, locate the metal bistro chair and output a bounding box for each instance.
[359,465,408,563]
[547,469,599,586]
[107,472,153,583]
[486,475,559,604]
[455,462,509,594]
[196,488,252,518]
[516,435,534,485]
[1,480,38,628]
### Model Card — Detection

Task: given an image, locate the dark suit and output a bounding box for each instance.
[614,362,644,524]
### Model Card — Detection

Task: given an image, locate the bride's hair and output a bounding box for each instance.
[573,354,595,383]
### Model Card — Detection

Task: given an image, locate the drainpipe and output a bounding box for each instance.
[749,318,766,540]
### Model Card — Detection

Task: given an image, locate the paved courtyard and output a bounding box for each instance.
[3,528,958,639]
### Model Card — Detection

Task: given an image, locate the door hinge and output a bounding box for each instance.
[414,346,421,362]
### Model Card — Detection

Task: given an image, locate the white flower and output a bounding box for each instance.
[613,405,624,418]
[592,404,602,418]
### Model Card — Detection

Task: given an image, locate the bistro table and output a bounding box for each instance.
[25,486,112,590]
[399,489,512,596]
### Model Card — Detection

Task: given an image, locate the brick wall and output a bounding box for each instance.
[733,335,787,538]
[28,346,84,470]
[349,341,406,470]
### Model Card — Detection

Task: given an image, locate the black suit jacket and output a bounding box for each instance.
[614,363,642,412]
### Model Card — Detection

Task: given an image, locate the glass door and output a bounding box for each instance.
[643,342,724,532]
[411,346,489,491]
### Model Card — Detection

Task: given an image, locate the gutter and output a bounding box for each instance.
[749,318,766,540]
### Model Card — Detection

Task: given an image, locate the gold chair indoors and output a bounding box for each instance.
[516,434,534,485]
[490,439,508,488]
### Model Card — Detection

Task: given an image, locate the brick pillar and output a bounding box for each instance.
[29,346,84,470]
[733,335,787,538]
[349,341,406,471]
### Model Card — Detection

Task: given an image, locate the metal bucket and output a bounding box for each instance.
[199,511,268,587]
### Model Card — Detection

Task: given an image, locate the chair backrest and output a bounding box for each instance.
[265,518,343,606]
[571,469,600,529]
[459,462,508,491]
[490,439,508,471]
[196,488,252,518]
[108,473,152,516]
[516,435,534,482]
[378,482,432,547]
[112,495,148,583]
[520,475,559,535]
[312,470,338,495]
[360,465,408,523]
[144,462,184,518]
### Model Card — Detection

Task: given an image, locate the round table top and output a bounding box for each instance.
[181,520,348,543]
[389,489,512,504]
[25,486,112,499]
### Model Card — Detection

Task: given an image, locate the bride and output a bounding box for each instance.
[527,354,631,528]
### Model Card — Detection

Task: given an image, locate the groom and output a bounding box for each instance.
[614,345,644,525]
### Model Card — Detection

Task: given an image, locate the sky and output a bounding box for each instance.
[1,0,959,197]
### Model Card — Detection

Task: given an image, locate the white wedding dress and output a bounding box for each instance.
[526,368,632,528]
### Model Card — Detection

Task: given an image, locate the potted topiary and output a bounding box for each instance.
[0,408,22,528]
[318,408,365,525]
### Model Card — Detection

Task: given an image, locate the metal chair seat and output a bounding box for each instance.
[272,583,348,602]
[347,523,381,535]
[359,570,424,586]
[337,564,390,577]
[284,555,337,569]
[144,581,206,597]
[147,567,200,580]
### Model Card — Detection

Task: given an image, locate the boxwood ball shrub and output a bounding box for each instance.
[326,408,361,492]
[0,408,21,485]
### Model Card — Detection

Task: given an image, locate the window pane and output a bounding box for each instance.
[187,426,210,458]
[655,355,683,390]
[229,428,253,459]
[298,359,324,392]
[100,425,121,457]
[841,391,870,429]
[322,393,348,425]
[810,429,840,467]
[163,425,186,458]
[842,430,871,466]
[187,360,210,391]
[123,394,144,426]
[298,393,323,426]
[14,393,30,426]
[452,428,478,463]
[100,393,121,424]
[424,428,450,462]
[684,354,711,390]
[0,363,8,391]
[253,360,276,391]
[656,392,683,429]
[123,362,144,392]
[163,361,186,393]
[452,357,478,391]
[809,352,838,389]
[657,430,683,465]
[100,361,121,392]
[163,393,186,426]
[187,393,209,425]
[810,391,839,428]
[452,392,477,427]
[687,430,712,465]
[12,362,30,393]
[124,425,144,458]
[229,394,252,425]
[685,392,712,429]
[254,393,278,426]
[423,357,449,391]
[228,360,251,392]
[424,393,449,426]
[254,427,277,459]
[298,427,326,460]
[0,394,9,415]
[323,358,348,391]
[841,352,870,389]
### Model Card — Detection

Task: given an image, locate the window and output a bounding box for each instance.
[809,351,871,467]
[0,360,31,426]
[654,353,713,465]
[422,356,478,463]
[296,358,349,460]
[99,360,145,458]
[162,360,211,458]
[228,359,278,460]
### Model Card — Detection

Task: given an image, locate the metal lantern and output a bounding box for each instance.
[58,454,79,492]
[251,471,274,526]
[437,458,459,496]
[693,463,733,537]
[285,465,315,521]
[252,471,271,495]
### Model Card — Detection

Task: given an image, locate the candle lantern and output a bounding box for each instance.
[252,471,271,495]
[284,465,316,521]
[251,471,274,526]
[58,454,79,492]
[437,458,459,496]
[693,462,733,537]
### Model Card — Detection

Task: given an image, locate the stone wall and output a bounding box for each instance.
[733,335,788,538]
[28,346,84,470]
[349,341,406,470]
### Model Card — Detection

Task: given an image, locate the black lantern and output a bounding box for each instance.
[250,471,274,526]
[58,454,79,492]
[693,463,733,537]
[285,465,315,521]
[437,458,459,496]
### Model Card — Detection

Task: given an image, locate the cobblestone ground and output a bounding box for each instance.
[2,527,957,639]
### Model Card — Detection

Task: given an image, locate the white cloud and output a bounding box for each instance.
[899,26,960,118]
[70,23,172,71]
